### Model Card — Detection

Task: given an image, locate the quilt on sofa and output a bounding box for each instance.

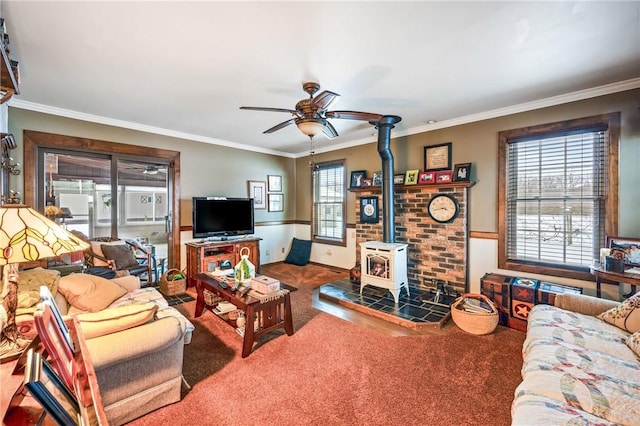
[512,304,640,425]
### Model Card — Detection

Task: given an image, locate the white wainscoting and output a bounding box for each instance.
[469,237,620,300]
[179,229,620,300]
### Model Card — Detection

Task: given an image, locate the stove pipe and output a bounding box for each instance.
[374,115,402,243]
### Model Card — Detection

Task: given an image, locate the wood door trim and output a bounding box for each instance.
[23,130,181,270]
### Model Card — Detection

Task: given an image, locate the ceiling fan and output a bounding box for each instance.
[143,165,167,175]
[240,82,383,139]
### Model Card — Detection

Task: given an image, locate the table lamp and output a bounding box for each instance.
[0,203,89,362]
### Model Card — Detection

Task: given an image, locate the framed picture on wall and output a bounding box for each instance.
[248,181,266,209]
[424,142,452,171]
[268,193,284,212]
[359,196,379,223]
[267,175,282,192]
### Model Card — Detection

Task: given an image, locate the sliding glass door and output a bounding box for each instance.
[23,130,181,275]
[37,149,172,281]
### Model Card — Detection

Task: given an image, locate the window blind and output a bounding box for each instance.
[312,162,345,242]
[506,128,607,269]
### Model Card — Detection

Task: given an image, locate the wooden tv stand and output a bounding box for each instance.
[185,238,261,287]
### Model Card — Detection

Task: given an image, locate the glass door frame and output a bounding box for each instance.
[22,130,181,271]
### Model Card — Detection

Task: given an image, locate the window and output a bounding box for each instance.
[312,160,346,245]
[498,113,619,280]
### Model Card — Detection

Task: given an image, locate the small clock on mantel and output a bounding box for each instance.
[427,194,459,223]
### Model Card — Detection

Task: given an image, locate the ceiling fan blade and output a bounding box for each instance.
[240,106,299,115]
[311,90,340,110]
[264,118,296,134]
[323,121,339,139]
[326,110,382,122]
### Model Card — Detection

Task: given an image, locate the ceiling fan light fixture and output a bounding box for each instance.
[143,166,159,175]
[296,119,326,137]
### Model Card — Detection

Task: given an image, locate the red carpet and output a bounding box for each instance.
[127,264,525,426]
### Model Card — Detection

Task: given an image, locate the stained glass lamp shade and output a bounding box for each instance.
[0,204,89,362]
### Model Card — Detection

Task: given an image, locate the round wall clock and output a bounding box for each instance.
[427,194,459,223]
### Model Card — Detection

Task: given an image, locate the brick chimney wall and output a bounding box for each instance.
[354,183,472,295]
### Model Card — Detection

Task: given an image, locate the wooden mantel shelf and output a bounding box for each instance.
[349,181,475,193]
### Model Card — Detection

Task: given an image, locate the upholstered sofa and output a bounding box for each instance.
[511,292,640,425]
[16,268,194,425]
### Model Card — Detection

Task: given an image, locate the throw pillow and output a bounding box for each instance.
[626,332,640,357]
[57,273,128,312]
[76,302,158,339]
[89,240,123,267]
[101,244,139,269]
[597,291,640,333]
[284,238,312,266]
[17,267,61,309]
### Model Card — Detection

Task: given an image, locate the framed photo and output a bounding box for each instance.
[393,174,405,185]
[372,171,383,186]
[268,193,284,212]
[267,175,282,192]
[362,178,373,187]
[34,304,76,392]
[39,286,73,352]
[453,163,472,182]
[435,170,453,183]
[350,170,367,188]
[424,142,452,171]
[405,169,419,185]
[359,196,379,223]
[418,171,435,184]
[24,349,80,425]
[606,236,640,267]
[248,181,266,209]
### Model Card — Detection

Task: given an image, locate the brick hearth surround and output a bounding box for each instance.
[354,182,473,295]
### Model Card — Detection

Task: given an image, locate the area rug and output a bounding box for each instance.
[129,264,526,426]
[129,298,524,426]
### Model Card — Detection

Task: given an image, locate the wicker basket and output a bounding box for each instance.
[159,268,187,296]
[450,293,499,335]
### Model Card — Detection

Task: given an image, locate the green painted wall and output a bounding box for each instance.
[8,108,296,226]
[296,89,640,236]
[8,88,640,237]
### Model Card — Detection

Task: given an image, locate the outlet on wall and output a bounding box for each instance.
[265,249,270,256]
[281,247,285,253]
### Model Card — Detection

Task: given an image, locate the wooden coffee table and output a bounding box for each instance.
[194,273,294,357]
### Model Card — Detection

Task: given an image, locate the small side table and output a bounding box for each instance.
[590,263,639,298]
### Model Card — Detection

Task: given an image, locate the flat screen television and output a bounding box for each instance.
[192,197,254,239]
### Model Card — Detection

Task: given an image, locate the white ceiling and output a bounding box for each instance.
[3,1,640,157]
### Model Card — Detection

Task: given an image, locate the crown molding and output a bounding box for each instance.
[294,77,640,158]
[8,77,639,160]
[7,99,296,158]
